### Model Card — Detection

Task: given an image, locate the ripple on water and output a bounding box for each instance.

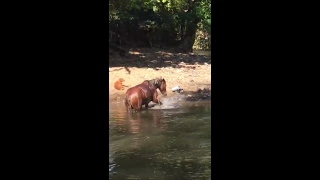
[109,101,211,180]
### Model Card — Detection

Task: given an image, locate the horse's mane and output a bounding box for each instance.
[143,78,163,88]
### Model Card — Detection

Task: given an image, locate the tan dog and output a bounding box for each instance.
[114,78,128,90]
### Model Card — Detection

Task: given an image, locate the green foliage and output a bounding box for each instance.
[109,0,211,50]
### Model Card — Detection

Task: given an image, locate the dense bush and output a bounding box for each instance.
[109,0,211,52]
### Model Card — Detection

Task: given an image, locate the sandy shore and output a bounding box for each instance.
[109,48,211,102]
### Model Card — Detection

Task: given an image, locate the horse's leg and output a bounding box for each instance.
[126,95,136,114]
[152,91,162,105]
[131,103,138,113]
[127,104,133,113]
[128,105,133,113]
[131,95,142,112]
[137,99,142,112]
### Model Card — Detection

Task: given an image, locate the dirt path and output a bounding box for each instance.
[109,48,211,102]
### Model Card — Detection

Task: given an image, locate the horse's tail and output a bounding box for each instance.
[124,93,132,113]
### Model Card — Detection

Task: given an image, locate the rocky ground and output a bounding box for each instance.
[109,48,211,103]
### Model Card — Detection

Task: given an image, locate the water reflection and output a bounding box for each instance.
[109,101,211,180]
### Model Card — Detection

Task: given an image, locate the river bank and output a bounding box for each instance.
[109,48,211,102]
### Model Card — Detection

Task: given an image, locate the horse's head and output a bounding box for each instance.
[155,76,167,96]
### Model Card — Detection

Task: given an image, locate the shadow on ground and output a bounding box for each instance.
[109,87,211,103]
[109,48,211,71]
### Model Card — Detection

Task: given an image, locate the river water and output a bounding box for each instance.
[109,96,211,180]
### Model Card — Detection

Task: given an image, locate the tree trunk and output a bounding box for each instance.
[180,20,185,40]
[179,19,199,53]
[177,0,200,53]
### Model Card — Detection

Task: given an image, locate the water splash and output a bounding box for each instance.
[150,93,186,109]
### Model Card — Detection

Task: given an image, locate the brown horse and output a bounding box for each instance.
[125,77,167,113]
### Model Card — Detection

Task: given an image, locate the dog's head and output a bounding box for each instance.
[119,78,125,82]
